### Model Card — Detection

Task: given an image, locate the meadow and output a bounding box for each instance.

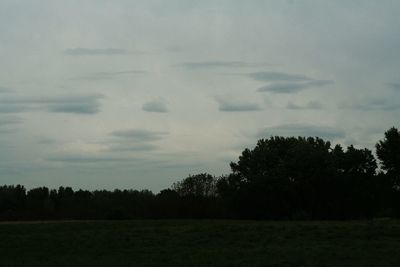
[0,220,400,266]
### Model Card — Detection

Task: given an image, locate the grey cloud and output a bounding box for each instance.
[73,70,146,81]
[142,100,168,113]
[257,80,334,94]
[0,116,23,126]
[111,129,168,142]
[258,124,346,140]
[0,105,31,113]
[107,143,158,152]
[46,154,133,163]
[287,101,323,110]
[216,97,261,112]
[0,116,23,134]
[166,46,184,53]
[47,103,99,114]
[218,102,261,112]
[387,83,400,91]
[0,94,103,114]
[248,71,311,82]
[344,99,400,111]
[178,61,259,69]
[308,80,335,87]
[64,48,128,56]
[0,87,11,93]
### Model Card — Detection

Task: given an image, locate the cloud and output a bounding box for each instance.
[257,80,334,94]
[0,87,11,93]
[142,99,168,113]
[248,71,311,82]
[287,101,323,110]
[342,99,400,111]
[111,129,168,142]
[47,102,99,114]
[45,154,133,163]
[73,70,146,81]
[177,61,259,69]
[387,83,400,91]
[0,94,103,114]
[166,46,184,53]
[258,123,346,140]
[0,116,23,134]
[216,97,261,112]
[64,48,128,56]
[107,143,158,152]
[0,116,23,126]
[106,128,167,154]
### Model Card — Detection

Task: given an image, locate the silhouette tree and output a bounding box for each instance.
[376,127,400,186]
[172,173,217,197]
[172,173,220,218]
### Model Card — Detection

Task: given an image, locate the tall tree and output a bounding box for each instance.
[376,127,400,185]
[172,173,217,197]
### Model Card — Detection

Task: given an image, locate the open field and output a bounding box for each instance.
[0,220,400,266]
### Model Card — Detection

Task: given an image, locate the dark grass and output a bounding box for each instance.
[1,220,400,266]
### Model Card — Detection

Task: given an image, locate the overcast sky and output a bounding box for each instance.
[0,0,399,191]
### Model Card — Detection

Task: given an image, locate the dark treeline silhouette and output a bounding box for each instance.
[0,127,399,220]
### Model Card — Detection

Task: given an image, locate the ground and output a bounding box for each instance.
[0,220,399,266]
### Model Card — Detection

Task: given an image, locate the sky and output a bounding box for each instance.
[0,0,399,192]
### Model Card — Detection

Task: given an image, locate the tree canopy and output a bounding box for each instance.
[0,127,399,220]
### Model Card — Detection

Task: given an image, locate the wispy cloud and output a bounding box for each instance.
[111,129,168,142]
[248,71,311,82]
[73,70,146,81]
[258,123,345,140]
[257,80,334,94]
[216,97,262,112]
[341,98,400,111]
[107,143,158,152]
[142,99,168,113]
[387,83,400,91]
[0,116,23,126]
[287,101,323,110]
[0,116,23,134]
[0,94,103,114]
[45,154,133,163]
[0,87,11,93]
[166,46,185,53]
[64,48,128,56]
[177,61,263,69]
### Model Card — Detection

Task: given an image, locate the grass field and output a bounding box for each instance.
[0,220,400,266]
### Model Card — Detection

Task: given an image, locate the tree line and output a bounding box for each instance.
[0,127,399,220]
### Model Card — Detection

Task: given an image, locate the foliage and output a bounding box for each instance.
[0,127,399,220]
[376,127,400,184]
[172,173,217,197]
